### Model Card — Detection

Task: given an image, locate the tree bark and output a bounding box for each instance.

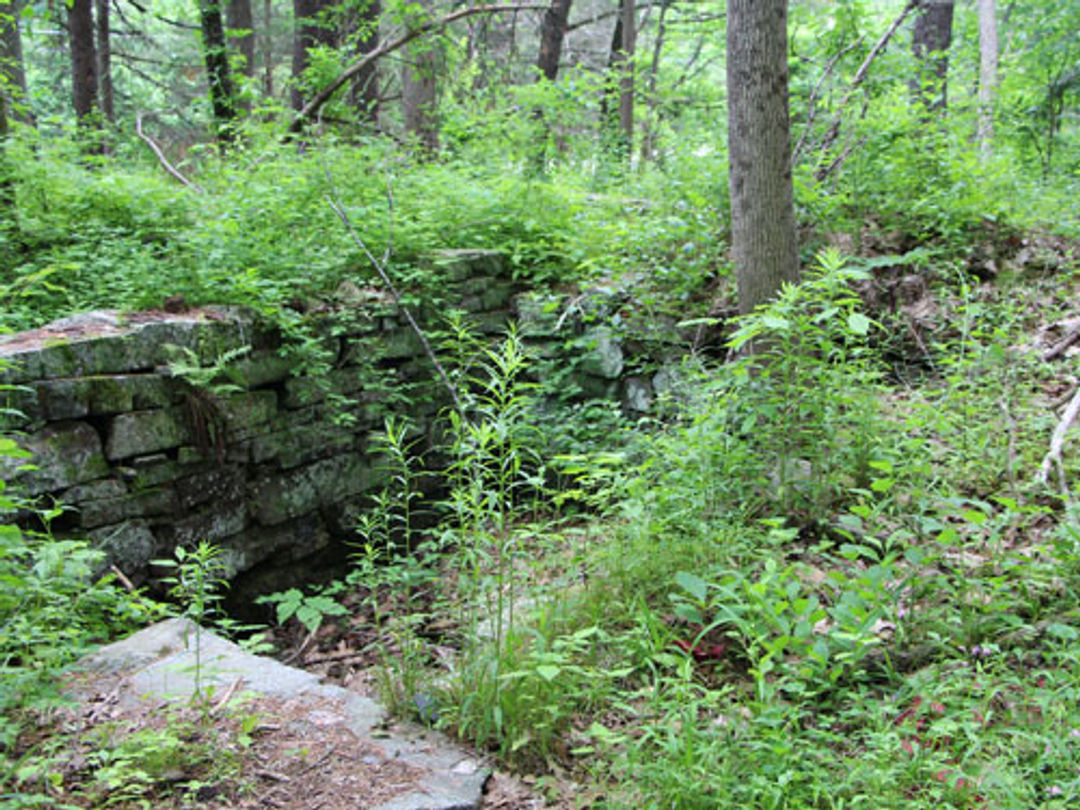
[910,0,954,112]
[262,0,273,96]
[291,0,337,112]
[640,0,671,161]
[0,88,13,224]
[727,0,799,315]
[199,0,237,143]
[349,0,379,123]
[68,0,100,125]
[618,0,635,147]
[977,0,997,157]
[537,0,572,81]
[1,0,32,124]
[95,0,113,123]
[401,0,441,153]
[401,37,440,153]
[227,0,256,78]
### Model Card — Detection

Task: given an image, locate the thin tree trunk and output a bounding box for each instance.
[640,0,670,161]
[910,0,954,112]
[600,0,630,159]
[68,0,100,125]
[727,0,799,315]
[262,0,273,96]
[0,89,13,224]
[1,0,32,124]
[95,0,113,123]
[199,0,237,144]
[227,0,256,78]
[537,0,572,81]
[402,34,440,153]
[349,0,379,123]
[618,0,635,149]
[977,0,997,158]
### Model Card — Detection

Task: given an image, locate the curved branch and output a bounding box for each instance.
[287,4,545,136]
[135,114,204,192]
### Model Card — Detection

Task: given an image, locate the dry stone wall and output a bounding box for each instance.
[0,251,664,594]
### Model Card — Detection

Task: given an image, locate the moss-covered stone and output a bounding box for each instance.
[78,487,180,529]
[0,421,110,496]
[431,248,505,282]
[220,390,279,440]
[250,422,358,468]
[579,328,625,379]
[106,408,190,460]
[232,352,292,389]
[249,452,382,526]
[166,501,246,549]
[87,520,156,579]
[88,375,174,413]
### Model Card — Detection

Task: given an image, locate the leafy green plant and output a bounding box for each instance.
[256,584,349,634]
[153,541,229,708]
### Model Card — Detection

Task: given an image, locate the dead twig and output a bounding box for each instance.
[813,0,918,180]
[792,36,865,165]
[134,114,203,192]
[323,177,465,416]
[108,564,137,593]
[1035,384,1080,500]
[1042,322,1080,361]
[1051,381,1079,410]
[299,744,338,776]
[287,5,546,135]
[210,676,245,716]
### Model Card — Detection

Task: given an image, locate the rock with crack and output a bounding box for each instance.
[73,618,488,810]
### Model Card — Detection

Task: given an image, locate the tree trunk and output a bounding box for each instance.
[537,0,572,81]
[262,0,274,97]
[977,0,997,157]
[601,0,635,159]
[1,0,32,124]
[0,88,13,225]
[227,0,256,78]
[68,0,100,125]
[401,2,440,154]
[640,0,671,162]
[95,0,113,124]
[910,0,954,112]
[727,0,799,315]
[199,0,237,144]
[291,0,336,112]
[618,0,635,149]
[349,0,379,123]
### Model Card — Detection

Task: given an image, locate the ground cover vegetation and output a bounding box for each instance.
[2,0,1080,806]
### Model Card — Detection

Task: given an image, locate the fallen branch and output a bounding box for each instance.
[792,36,864,165]
[1035,384,1080,499]
[210,676,245,716]
[135,114,203,192]
[109,564,137,593]
[813,0,918,180]
[325,188,465,416]
[1042,321,1080,361]
[287,5,545,136]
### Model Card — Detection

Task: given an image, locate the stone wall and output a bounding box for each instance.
[0,252,668,594]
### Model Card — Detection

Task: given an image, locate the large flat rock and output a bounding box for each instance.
[75,619,488,810]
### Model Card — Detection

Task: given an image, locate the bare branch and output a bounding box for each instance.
[1036,384,1080,500]
[321,164,465,416]
[792,36,864,165]
[812,0,919,180]
[287,5,546,136]
[135,114,204,192]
